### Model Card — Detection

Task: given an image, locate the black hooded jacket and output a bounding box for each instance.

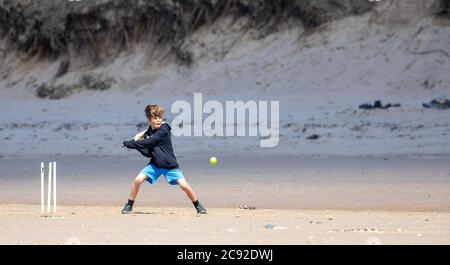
[123,123,179,169]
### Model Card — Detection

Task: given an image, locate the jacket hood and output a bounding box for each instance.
[161,122,171,131]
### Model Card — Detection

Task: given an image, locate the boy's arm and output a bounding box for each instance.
[136,148,152,157]
[134,129,148,141]
[123,128,168,149]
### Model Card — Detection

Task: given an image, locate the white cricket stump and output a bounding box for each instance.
[41,161,57,217]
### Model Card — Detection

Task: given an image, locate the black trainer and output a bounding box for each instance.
[121,204,133,214]
[195,202,207,214]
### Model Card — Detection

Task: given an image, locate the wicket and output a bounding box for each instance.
[41,161,57,215]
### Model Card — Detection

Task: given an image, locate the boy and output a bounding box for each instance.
[121,104,207,214]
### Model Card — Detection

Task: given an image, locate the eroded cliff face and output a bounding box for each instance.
[0,0,374,63]
[0,0,447,99]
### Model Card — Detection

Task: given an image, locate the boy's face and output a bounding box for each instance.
[148,115,162,130]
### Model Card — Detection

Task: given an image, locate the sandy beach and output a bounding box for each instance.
[1,204,449,245]
[1,155,449,245]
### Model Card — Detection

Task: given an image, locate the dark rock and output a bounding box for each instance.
[55,57,70,78]
[306,134,320,140]
[81,74,115,91]
[136,122,148,130]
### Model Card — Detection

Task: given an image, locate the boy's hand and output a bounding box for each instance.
[122,140,133,148]
[134,135,144,141]
[134,131,146,141]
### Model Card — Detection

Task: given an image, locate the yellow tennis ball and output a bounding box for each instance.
[209,156,217,165]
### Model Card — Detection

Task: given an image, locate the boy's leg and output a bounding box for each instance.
[129,173,149,201]
[121,173,148,214]
[176,179,207,214]
[176,178,197,202]
[122,163,160,214]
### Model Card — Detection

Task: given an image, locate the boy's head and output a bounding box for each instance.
[145,104,164,130]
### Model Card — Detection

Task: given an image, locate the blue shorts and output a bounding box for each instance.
[140,163,185,186]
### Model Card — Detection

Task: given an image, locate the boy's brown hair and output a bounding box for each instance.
[145,104,165,118]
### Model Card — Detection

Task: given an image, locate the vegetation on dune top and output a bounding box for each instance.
[0,0,375,61]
